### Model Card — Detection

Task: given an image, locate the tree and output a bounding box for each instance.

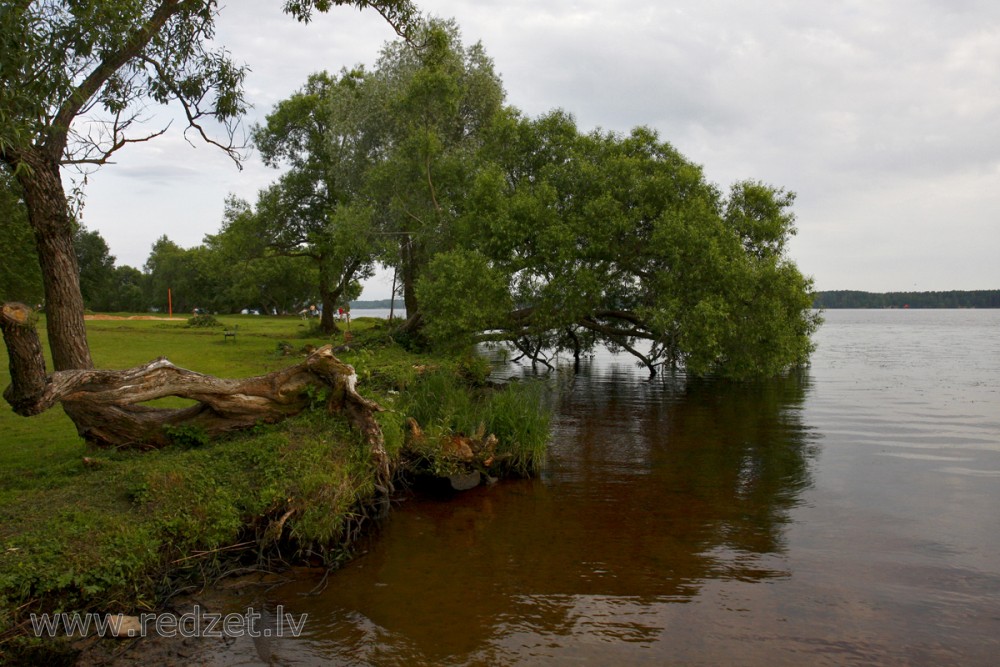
[144,235,190,312]
[74,225,117,310]
[1,303,392,487]
[416,114,820,379]
[0,0,416,370]
[140,230,320,315]
[204,219,319,314]
[106,265,147,312]
[365,18,506,328]
[248,70,380,332]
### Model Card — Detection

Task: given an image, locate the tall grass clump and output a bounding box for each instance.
[404,371,478,435]
[481,381,550,476]
[399,370,551,477]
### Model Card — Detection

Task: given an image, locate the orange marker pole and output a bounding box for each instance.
[168,288,173,318]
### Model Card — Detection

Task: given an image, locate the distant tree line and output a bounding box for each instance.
[1,174,324,315]
[814,290,1000,309]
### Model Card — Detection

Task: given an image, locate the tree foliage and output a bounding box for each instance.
[415,112,820,379]
[242,19,817,379]
[364,18,506,320]
[2,4,818,382]
[814,290,1000,309]
[242,70,380,332]
[0,172,44,304]
[139,231,316,314]
[74,225,116,310]
[234,18,505,332]
[0,1,415,167]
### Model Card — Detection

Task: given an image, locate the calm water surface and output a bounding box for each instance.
[205,309,1000,665]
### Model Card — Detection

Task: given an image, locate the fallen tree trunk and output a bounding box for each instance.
[1,302,389,482]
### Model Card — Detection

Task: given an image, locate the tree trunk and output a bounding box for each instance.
[1,304,48,414]
[317,259,340,334]
[16,156,94,370]
[400,234,420,317]
[398,235,423,333]
[1,302,390,485]
[388,265,397,321]
[566,327,581,373]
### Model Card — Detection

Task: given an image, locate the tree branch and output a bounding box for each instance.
[138,55,247,167]
[47,0,192,160]
[577,318,657,376]
[61,123,171,167]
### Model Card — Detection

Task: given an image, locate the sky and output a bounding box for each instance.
[78,0,1000,298]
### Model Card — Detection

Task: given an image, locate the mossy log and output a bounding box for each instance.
[1,302,389,481]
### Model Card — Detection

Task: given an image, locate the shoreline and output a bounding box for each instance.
[0,316,548,664]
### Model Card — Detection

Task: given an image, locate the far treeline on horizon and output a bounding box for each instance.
[813,290,1000,309]
[359,291,1000,310]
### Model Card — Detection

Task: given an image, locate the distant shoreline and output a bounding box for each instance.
[813,290,1000,309]
[355,295,1000,310]
[350,299,405,310]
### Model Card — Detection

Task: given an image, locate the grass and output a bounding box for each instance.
[398,370,550,477]
[0,314,550,660]
[0,314,340,490]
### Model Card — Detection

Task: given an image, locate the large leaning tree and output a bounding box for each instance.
[416,111,821,379]
[1,0,416,466]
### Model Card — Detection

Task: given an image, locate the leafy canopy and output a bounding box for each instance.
[0,0,417,169]
[416,111,820,379]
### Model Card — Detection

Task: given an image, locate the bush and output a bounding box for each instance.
[397,369,551,477]
[457,352,492,386]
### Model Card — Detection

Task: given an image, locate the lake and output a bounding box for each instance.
[351,308,406,321]
[201,309,1000,665]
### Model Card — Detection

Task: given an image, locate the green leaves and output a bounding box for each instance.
[725,180,797,260]
[2,1,249,167]
[0,173,44,304]
[416,249,512,347]
[414,111,819,379]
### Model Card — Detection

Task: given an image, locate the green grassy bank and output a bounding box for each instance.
[0,315,549,662]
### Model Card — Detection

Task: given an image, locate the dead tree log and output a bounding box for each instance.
[1,303,48,414]
[1,302,390,483]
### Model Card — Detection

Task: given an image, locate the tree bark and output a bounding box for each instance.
[1,303,48,414]
[15,156,94,370]
[317,258,341,334]
[1,302,389,483]
[400,234,420,318]
[395,237,426,334]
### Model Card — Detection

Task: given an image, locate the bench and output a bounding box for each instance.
[223,324,238,342]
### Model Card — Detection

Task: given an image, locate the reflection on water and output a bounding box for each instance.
[301,366,817,662]
[200,310,1000,666]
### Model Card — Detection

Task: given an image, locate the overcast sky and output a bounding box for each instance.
[78,0,1000,298]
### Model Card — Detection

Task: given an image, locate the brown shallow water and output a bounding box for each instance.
[191,309,1000,665]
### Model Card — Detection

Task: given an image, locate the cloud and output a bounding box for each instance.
[113,164,202,183]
